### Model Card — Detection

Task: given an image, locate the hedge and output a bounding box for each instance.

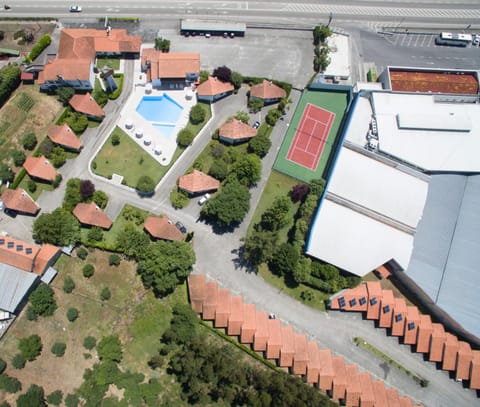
[10,168,27,189]
[26,34,52,63]
[108,74,124,100]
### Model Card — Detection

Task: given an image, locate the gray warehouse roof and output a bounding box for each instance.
[406,174,480,339]
[0,264,37,313]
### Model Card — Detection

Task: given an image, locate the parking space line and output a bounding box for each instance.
[420,35,427,47]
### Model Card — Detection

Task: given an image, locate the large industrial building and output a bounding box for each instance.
[306,67,480,341]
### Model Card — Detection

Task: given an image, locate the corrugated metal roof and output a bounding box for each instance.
[0,264,37,313]
[181,19,246,32]
[407,174,480,338]
[40,267,57,285]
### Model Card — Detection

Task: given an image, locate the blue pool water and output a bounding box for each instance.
[153,123,176,139]
[136,94,183,123]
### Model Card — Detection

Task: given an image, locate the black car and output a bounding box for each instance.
[175,221,187,234]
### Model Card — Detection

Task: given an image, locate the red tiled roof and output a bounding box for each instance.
[253,311,269,352]
[187,274,206,313]
[23,156,57,182]
[197,76,234,97]
[442,333,459,371]
[416,314,433,353]
[372,380,388,407]
[32,244,60,276]
[455,341,473,381]
[279,326,295,368]
[366,281,382,320]
[21,72,34,81]
[0,236,39,272]
[178,170,220,194]
[318,349,335,392]
[227,296,244,336]
[331,283,368,311]
[250,79,286,100]
[142,49,200,81]
[47,123,83,151]
[358,372,375,407]
[332,356,347,401]
[214,288,231,328]
[399,396,414,407]
[266,318,282,360]
[73,202,112,229]
[144,216,184,241]
[240,303,256,344]
[385,388,401,407]
[37,58,92,84]
[470,350,480,390]
[69,92,105,117]
[378,289,394,328]
[293,334,308,375]
[202,281,218,320]
[306,341,321,384]
[376,264,392,279]
[391,297,407,336]
[219,118,257,141]
[0,188,39,215]
[345,365,361,407]
[429,323,446,362]
[404,306,420,345]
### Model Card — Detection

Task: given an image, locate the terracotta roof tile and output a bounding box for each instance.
[429,323,446,362]
[214,288,231,328]
[37,58,92,84]
[144,216,184,241]
[455,341,473,381]
[202,281,218,320]
[0,188,39,215]
[331,283,368,312]
[142,49,200,80]
[358,372,375,407]
[399,396,414,407]
[197,76,234,97]
[366,281,383,320]
[253,311,269,352]
[416,314,433,353]
[0,236,39,271]
[306,341,320,384]
[345,364,361,407]
[32,244,60,276]
[240,303,256,344]
[178,170,220,194]
[279,326,295,368]
[442,333,459,371]
[470,350,480,390]
[379,290,394,328]
[266,318,282,359]
[404,306,420,345]
[73,202,112,229]
[47,123,83,151]
[318,349,335,392]
[372,380,388,406]
[227,296,244,336]
[23,156,57,182]
[69,92,105,117]
[376,264,392,279]
[219,118,257,141]
[187,274,206,313]
[21,72,34,81]
[250,79,286,100]
[391,297,407,336]
[332,356,347,401]
[385,388,401,407]
[293,334,308,375]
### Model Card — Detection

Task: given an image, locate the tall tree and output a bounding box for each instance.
[29,284,57,317]
[80,179,95,200]
[212,65,232,83]
[269,243,299,277]
[229,154,262,187]
[33,208,80,246]
[260,195,293,231]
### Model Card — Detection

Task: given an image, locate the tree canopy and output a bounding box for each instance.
[212,65,232,83]
[0,163,14,182]
[136,175,156,195]
[29,284,57,317]
[33,208,80,246]
[260,195,293,231]
[177,128,194,147]
[269,243,300,277]
[97,335,123,363]
[189,104,206,125]
[229,154,262,187]
[18,334,43,361]
[248,134,271,158]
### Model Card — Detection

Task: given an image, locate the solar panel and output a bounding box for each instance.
[383,305,390,313]
[370,297,377,306]
[16,244,23,251]
[0,238,4,245]
[25,247,33,254]
[349,298,357,307]
[408,322,415,330]
[395,314,403,322]
[7,242,14,248]
[359,297,366,305]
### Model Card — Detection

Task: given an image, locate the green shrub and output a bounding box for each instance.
[64,393,79,407]
[46,390,63,406]
[29,284,56,316]
[63,276,75,293]
[177,128,194,147]
[66,307,79,322]
[18,334,42,361]
[87,227,103,242]
[27,179,37,193]
[52,174,62,188]
[100,287,111,301]
[170,188,189,209]
[11,149,26,166]
[111,133,120,146]
[189,104,206,125]
[82,264,95,278]
[26,34,51,63]
[108,254,121,266]
[12,353,26,369]
[76,246,88,260]
[0,374,22,393]
[22,132,37,151]
[25,305,37,321]
[51,342,66,357]
[83,336,96,350]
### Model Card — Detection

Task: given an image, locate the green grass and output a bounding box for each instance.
[101,204,150,245]
[273,89,349,182]
[184,102,212,136]
[96,57,120,70]
[17,173,54,200]
[92,127,165,188]
[353,337,429,387]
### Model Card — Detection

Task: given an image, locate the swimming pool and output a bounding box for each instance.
[152,123,176,139]
[136,94,183,123]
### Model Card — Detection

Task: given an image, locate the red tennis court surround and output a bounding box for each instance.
[286,103,335,170]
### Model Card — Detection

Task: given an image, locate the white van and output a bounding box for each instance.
[198,193,211,205]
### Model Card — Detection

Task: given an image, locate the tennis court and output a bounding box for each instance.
[274,88,350,183]
[286,103,335,170]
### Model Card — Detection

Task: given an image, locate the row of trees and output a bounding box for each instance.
[313,25,333,73]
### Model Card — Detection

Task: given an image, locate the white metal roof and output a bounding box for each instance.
[306,199,414,277]
[0,264,37,313]
[324,34,350,79]
[328,148,429,229]
[344,95,372,147]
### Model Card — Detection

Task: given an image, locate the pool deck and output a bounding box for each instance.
[118,56,197,166]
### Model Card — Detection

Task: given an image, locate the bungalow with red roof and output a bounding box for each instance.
[23,156,57,183]
[47,123,83,151]
[219,118,257,145]
[250,79,286,105]
[197,76,234,103]
[0,188,40,216]
[142,49,200,90]
[178,170,220,196]
[73,202,112,230]
[69,92,105,120]
[144,215,184,241]
[39,28,141,93]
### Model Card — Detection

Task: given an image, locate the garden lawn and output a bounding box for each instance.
[184,102,211,136]
[96,58,121,71]
[17,174,54,200]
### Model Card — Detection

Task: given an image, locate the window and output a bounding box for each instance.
[370,297,377,306]
[395,314,403,322]
[359,297,366,305]
[408,322,415,330]
[383,305,390,313]
[338,297,346,308]
[349,298,357,307]
[16,244,23,252]
[7,242,14,249]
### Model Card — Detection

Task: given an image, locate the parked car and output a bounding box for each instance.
[252,121,260,129]
[69,5,82,12]
[198,193,211,206]
[268,313,276,320]
[175,221,187,234]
